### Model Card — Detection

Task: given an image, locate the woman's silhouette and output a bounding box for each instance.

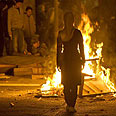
[57,12,85,113]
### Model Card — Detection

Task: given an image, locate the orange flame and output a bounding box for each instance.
[78,13,96,78]
[79,13,116,92]
[41,13,116,94]
[41,68,63,92]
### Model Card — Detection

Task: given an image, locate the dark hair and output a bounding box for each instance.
[64,12,74,22]
[15,0,23,3]
[31,34,39,44]
[0,0,7,3]
[26,6,32,11]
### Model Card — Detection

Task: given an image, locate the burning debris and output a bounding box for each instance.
[39,68,63,97]
[78,13,116,92]
[39,13,116,97]
[9,103,15,107]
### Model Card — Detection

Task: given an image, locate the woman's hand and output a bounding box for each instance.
[9,32,12,40]
[81,59,85,69]
[57,67,61,72]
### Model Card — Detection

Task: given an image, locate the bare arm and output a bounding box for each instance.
[79,30,85,66]
[57,31,62,69]
[8,9,12,38]
[32,16,36,33]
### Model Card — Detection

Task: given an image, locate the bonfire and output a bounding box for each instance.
[40,13,116,96]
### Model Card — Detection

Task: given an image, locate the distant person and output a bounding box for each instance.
[57,12,85,113]
[24,6,36,53]
[37,3,47,43]
[46,7,55,50]
[31,35,48,57]
[1,0,15,56]
[37,4,46,30]
[0,1,6,57]
[8,0,24,55]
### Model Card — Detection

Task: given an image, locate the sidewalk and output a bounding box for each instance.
[0,55,55,87]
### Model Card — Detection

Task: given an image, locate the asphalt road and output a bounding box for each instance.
[0,56,116,116]
[0,86,116,116]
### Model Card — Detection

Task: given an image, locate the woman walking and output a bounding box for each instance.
[57,12,85,113]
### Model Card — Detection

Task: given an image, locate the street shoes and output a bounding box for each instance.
[66,105,77,113]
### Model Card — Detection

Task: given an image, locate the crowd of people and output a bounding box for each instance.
[0,0,48,57]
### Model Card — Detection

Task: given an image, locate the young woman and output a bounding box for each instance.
[57,12,85,113]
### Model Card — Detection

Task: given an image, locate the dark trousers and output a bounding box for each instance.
[4,37,12,55]
[24,37,32,53]
[12,29,24,53]
[0,35,4,57]
[0,35,13,56]
[64,84,77,107]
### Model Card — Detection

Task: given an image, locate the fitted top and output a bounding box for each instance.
[57,28,85,68]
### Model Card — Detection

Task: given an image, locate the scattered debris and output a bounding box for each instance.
[100,109,104,111]
[37,98,42,101]
[34,93,42,98]
[9,103,14,107]
[109,97,116,101]
[89,97,105,102]
[0,73,5,76]
[50,107,59,112]
[0,75,10,79]
[42,94,58,98]
[85,114,89,116]
[27,91,33,94]
[1,91,3,93]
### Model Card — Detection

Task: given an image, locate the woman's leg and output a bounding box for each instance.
[64,84,77,107]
